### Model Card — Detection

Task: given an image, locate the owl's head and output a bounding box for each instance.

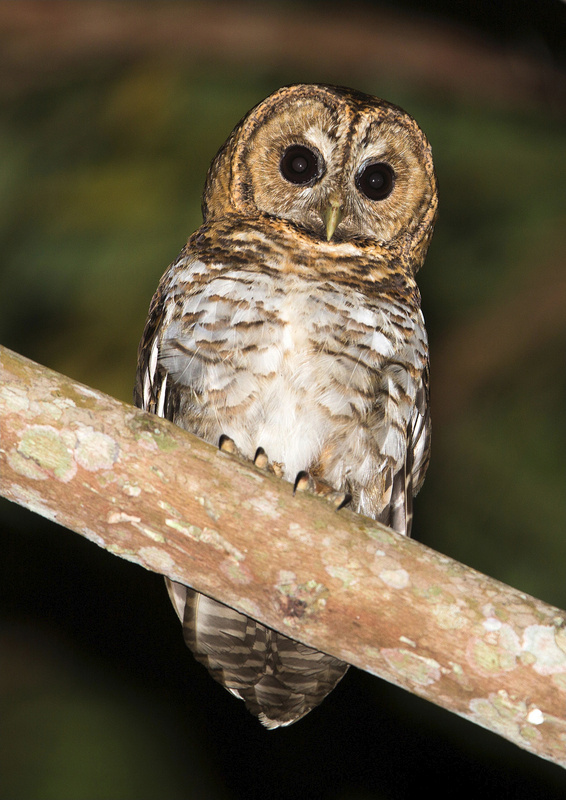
[202,84,438,272]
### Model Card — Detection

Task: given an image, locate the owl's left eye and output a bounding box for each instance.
[356,162,395,201]
[280,145,321,185]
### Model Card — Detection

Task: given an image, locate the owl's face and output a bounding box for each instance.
[202,84,438,268]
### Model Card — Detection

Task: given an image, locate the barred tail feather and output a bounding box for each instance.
[175,583,348,727]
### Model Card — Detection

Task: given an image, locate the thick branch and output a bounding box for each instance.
[1,344,566,767]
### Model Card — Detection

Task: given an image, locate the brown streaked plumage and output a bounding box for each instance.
[134,84,438,728]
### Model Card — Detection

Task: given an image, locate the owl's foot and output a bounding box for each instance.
[294,471,351,510]
[218,438,284,476]
[253,447,284,477]
[219,437,349,510]
[256,446,349,508]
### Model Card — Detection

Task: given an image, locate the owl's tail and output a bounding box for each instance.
[167,579,348,727]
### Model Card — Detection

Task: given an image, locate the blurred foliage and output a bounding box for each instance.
[0,64,264,397]
[1,2,566,799]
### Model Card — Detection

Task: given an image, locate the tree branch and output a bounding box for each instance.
[1,343,566,767]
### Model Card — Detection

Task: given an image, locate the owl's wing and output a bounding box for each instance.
[134,281,170,417]
[408,363,431,497]
[385,363,431,538]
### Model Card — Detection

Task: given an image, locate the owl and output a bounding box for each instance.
[134,84,438,728]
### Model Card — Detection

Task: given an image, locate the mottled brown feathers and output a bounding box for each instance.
[135,83,437,727]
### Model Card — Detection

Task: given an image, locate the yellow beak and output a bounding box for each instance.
[324,198,343,241]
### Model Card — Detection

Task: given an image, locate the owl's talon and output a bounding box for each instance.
[327,491,351,510]
[293,471,311,493]
[253,447,284,476]
[294,471,351,509]
[254,448,269,469]
[219,435,241,457]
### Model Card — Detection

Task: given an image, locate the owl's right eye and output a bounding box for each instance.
[280,145,321,185]
[356,161,395,201]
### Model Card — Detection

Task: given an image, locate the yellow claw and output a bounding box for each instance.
[324,198,343,241]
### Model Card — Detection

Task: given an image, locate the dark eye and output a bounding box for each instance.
[356,162,395,200]
[280,145,321,185]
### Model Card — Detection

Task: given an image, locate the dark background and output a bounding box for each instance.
[1,2,565,798]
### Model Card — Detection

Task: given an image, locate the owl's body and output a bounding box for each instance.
[135,84,437,728]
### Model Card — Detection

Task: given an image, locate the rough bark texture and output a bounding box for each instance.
[1,344,566,766]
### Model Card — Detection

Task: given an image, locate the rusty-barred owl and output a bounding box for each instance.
[135,83,438,728]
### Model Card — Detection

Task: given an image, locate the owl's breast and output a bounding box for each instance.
[159,265,426,483]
